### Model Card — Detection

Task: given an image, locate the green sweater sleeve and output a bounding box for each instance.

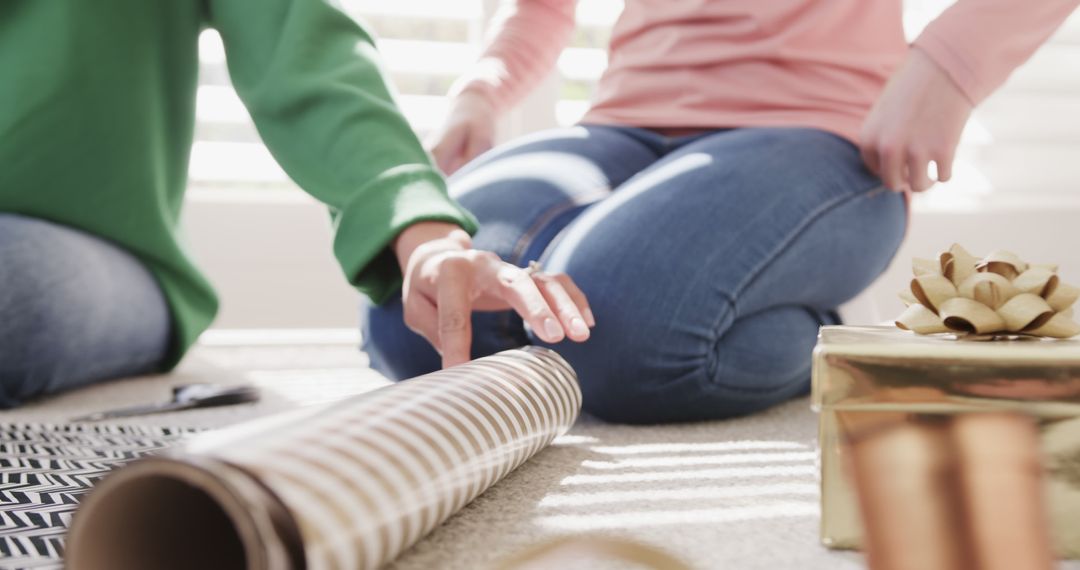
[206,0,478,303]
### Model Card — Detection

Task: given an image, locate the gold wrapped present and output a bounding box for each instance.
[812,325,1080,559]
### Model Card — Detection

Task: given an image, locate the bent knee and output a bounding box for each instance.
[546,307,819,424]
[0,218,171,405]
[572,360,808,425]
[0,299,66,408]
[0,247,82,400]
[705,306,821,393]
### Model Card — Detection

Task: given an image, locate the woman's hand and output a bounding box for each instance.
[426,91,497,175]
[860,48,974,193]
[393,221,594,369]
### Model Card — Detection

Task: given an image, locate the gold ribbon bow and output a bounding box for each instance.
[896,244,1080,339]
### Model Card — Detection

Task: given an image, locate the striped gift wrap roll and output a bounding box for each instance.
[66,347,581,570]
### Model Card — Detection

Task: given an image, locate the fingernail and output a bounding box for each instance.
[569,317,589,338]
[583,309,596,327]
[543,317,563,340]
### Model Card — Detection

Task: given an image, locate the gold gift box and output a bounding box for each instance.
[812,325,1080,558]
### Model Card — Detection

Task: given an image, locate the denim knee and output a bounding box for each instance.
[0,215,171,408]
[545,337,810,425]
[533,301,819,424]
[0,240,81,406]
[528,304,708,424]
[702,305,824,395]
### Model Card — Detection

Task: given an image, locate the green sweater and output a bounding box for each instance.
[0,0,477,367]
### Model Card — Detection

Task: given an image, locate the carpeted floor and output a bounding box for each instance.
[2,331,1074,570]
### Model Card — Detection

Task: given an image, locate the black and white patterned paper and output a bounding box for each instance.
[0,423,197,569]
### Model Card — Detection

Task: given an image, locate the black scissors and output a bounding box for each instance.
[71,383,260,422]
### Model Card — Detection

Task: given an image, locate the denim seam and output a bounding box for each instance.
[703,183,889,394]
[508,187,609,266]
[14,349,163,405]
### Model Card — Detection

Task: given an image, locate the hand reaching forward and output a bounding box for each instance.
[425,91,496,175]
[860,48,974,193]
[393,222,594,368]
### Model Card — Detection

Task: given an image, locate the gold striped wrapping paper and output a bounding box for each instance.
[65,347,581,570]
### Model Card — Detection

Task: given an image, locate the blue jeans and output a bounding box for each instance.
[362,126,906,424]
[0,213,172,408]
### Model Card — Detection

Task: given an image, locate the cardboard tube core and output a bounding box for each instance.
[66,461,258,570]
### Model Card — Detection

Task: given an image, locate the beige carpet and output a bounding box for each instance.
[3,332,1074,570]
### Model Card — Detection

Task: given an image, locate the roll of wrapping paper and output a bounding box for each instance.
[65,347,581,570]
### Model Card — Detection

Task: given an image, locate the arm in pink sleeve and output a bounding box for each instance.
[449,0,577,114]
[914,0,1079,104]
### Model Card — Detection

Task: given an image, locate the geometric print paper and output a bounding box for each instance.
[0,423,198,569]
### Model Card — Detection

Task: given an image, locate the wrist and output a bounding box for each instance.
[454,88,496,117]
[393,221,471,271]
[448,63,503,113]
[907,47,973,111]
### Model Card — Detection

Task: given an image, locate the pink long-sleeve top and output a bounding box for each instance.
[452,0,1079,144]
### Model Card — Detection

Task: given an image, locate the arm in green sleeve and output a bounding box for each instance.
[206,0,478,303]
